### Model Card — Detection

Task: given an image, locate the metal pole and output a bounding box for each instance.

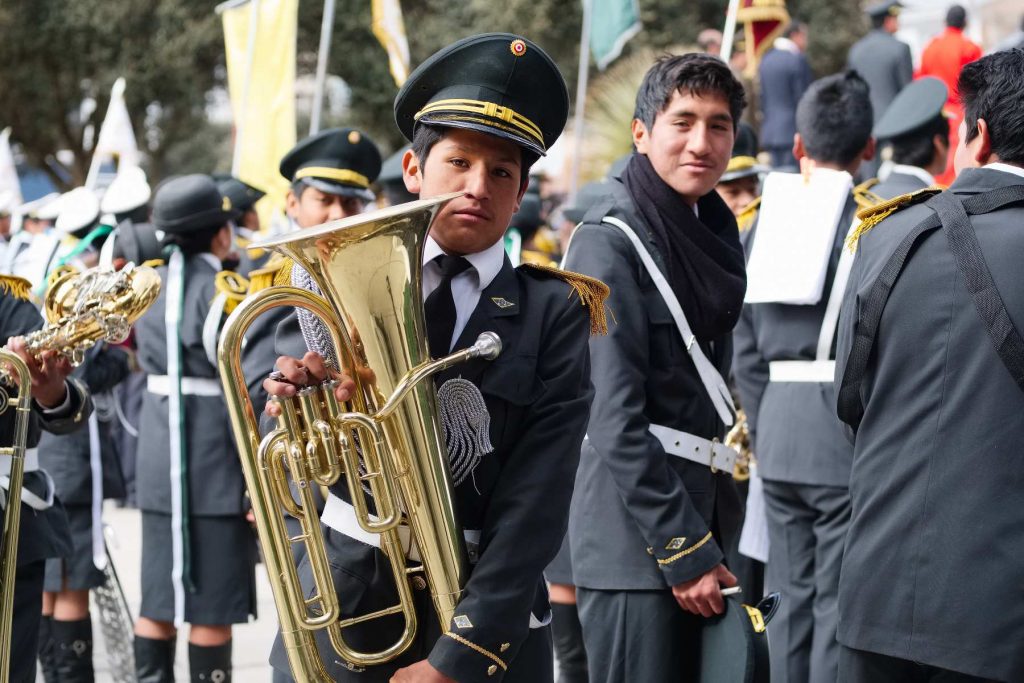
[720,0,742,63]
[231,0,261,177]
[568,0,592,203]
[309,0,337,136]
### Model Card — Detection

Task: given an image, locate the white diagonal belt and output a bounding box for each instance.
[0,447,39,475]
[146,375,221,397]
[768,360,836,383]
[647,424,738,474]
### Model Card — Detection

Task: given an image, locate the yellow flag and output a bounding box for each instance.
[222,0,298,234]
[372,0,410,87]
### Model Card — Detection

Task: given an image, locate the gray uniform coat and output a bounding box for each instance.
[732,196,859,486]
[872,170,930,201]
[847,30,914,122]
[834,167,1024,681]
[134,255,247,516]
[564,180,741,591]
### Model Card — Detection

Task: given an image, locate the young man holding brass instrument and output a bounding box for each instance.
[0,280,93,683]
[260,33,603,683]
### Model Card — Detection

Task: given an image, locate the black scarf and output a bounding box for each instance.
[621,153,747,342]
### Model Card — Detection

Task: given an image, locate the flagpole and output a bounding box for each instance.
[720,0,741,63]
[231,0,261,177]
[309,0,337,136]
[568,0,592,203]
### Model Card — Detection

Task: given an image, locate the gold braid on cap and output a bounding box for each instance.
[726,156,759,174]
[294,167,370,189]
[522,263,611,336]
[737,196,761,233]
[847,187,942,252]
[415,99,545,150]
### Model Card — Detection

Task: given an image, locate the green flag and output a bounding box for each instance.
[589,0,641,70]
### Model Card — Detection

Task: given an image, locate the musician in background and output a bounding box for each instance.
[262,33,600,682]
[0,277,93,683]
[732,71,876,683]
[871,77,949,199]
[132,175,255,682]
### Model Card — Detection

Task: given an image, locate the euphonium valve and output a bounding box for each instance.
[726,409,754,481]
[217,193,503,681]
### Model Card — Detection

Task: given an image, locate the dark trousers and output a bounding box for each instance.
[762,480,851,683]
[577,586,701,683]
[838,646,1003,683]
[13,560,45,683]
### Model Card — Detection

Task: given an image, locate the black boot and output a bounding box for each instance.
[38,615,60,683]
[52,618,94,683]
[551,602,589,683]
[189,640,232,683]
[135,635,176,683]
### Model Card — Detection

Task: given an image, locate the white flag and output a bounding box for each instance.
[372,0,410,87]
[0,128,23,207]
[86,78,141,188]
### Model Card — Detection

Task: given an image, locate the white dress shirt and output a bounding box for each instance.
[422,236,506,352]
[889,164,935,187]
[984,162,1024,181]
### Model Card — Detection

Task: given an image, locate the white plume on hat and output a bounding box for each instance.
[0,191,13,215]
[101,165,150,215]
[55,187,101,234]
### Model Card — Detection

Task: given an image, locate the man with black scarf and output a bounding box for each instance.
[563,53,748,682]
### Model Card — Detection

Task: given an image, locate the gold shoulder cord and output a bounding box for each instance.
[0,275,32,302]
[214,271,250,315]
[847,187,942,252]
[737,196,762,232]
[521,262,611,336]
[247,255,293,294]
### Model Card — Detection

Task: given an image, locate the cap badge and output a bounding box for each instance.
[222,196,232,211]
[509,39,527,57]
[348,130,361,144]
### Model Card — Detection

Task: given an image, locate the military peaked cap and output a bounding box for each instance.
[866,1,902,19]
[720,122,768,183]
[279,128,382,201]
[215,175,266,212]
[873,77,948,140]
[394,33,569,157]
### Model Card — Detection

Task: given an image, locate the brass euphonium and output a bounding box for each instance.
[726,409,753,481]
[0,263,160,680]
[217,193,502,682]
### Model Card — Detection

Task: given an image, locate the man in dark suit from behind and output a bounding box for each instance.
[834,48,1024,683]
[758,21,813,171]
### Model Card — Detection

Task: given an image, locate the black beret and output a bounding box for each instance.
[279,128,382,201]
[873,77,948,140]
[394,33,569,157]
[152,174,239,234]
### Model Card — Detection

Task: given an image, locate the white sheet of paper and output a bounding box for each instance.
[738,464,770,563]
[744,169,852,305]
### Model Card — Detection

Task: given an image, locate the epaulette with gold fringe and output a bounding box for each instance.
[852,178,885,211]
[847,187,942,252]
[214,271,250,315]
[236,236,266,259]
[141,258,165,269]
[737,196,761,232]
[247,255,293,294]
[0,275,33,301]
[521,262,611,336]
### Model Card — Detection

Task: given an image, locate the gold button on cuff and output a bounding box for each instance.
[500,642,510,652]
[487,665,498,676]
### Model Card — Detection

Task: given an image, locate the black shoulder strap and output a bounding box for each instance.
[837,184,1024,430]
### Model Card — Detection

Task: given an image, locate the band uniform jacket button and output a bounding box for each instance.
[500,642,510,652]
[487,664,498,676]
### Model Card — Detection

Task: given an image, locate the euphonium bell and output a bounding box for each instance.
[217,192,502,682]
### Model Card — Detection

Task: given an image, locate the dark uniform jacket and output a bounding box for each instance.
[563,180,741,590]
[0,290,92,566]
[758,46,814,150]
[265,255,594,682]
[834,167,1024,681]
[847,30,914,121]
[732,195,859,487]
[38,345,131,505]
[135,255,247,516]
[873,169,931,200]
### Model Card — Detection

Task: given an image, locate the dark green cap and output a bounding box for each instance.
[279,127,382,201]
[873,77,948,140]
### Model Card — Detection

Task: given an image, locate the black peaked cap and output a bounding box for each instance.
[279,127,382,201]
[873,77,948,140]
[215,176,266,212]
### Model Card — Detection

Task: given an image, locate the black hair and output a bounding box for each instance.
[161,224,226,257]
[634,53,747,130]
[958,48,1024,165]
[290,178,309,197]
[795,70,873,166]
[410,124,538,185]
[783,21,806,39]
[889,114,949,168]
[946,5,967,29]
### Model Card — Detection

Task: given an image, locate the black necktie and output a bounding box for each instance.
[424,254,473,356]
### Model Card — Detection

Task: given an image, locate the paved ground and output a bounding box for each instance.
[85,504,278,682]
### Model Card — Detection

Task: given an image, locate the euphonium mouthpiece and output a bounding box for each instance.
[470,332,502,360]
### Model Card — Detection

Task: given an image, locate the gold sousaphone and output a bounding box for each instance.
[217,193,502,681]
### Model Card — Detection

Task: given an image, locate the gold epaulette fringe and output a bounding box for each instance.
[737,196,761,232]
[522,262,611,336]
[214,271,250,315]
[0,275,33,301]
[847,187,941,252]
[247,256,293,294]
[141,258,165,269]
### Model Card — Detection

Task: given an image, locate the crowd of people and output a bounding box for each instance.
[0,2,1022,682]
